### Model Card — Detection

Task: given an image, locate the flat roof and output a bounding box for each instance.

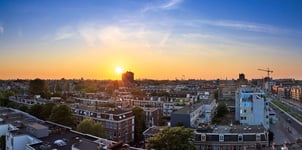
[196,125,266,134]
[27,123,48,130]
[173,102,203,114]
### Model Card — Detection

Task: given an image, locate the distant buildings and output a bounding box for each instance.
[122,71,134,85]
[235,86,270,129]
[290,86,302,102]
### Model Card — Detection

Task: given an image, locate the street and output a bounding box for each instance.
[270,103,302,145]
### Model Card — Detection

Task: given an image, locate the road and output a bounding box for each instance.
[270,103,302,145]
[272,95,302,116]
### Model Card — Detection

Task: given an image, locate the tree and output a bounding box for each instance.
[28,104,43,119]
[0,98,9,107]
[18,105,29,112]
[132,106,146,143]
[216,102,228,117]
[41,103,56,120]
[77,118,106,138]
[93,122,107,138]
[147,126,194,150]
[29,78,50,98]
[49,105,75,128]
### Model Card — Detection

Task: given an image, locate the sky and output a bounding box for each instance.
[0,0,302,80]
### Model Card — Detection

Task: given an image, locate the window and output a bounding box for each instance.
[219,134,224,142]
[238,135,243,141]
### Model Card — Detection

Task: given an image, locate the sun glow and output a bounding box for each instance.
[115,67,123,74]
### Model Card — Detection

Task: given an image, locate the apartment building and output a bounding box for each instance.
[9,95,47,106]
[170,102,203,128]
[194,125,269,150]
[0,107,140,150]
[235,87,269,129]
[291,86,302,102]
[70,104,135,143]
[143,107,162,128]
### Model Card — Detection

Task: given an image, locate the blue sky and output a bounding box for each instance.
[0,0,302,79]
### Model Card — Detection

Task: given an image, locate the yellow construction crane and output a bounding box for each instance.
[258,68,273,78]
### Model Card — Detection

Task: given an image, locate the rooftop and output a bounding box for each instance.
[0,107,142,150]
[196,125,266,134]
[173,102,203,114]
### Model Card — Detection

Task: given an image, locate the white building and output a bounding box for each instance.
[235,87,269,129]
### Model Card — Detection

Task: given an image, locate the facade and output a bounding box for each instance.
[194,125,269,150]
[291,86,302,102]
[0,107,141,150]
[235,87,269,129]
[143,107,162,128]
[170,102,203,128]
[71,105,135,143]
[9,95,47,106]
[162,102,183,117]
[219,80,237,100]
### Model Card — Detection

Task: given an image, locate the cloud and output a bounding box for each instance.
[0,26,4,34]
[197,20,288,34]
[161,0,183,9]
[142,0,183,12]
[54,26,76,40]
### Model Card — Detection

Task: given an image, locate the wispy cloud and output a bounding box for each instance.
[54,26,76,40]
[142,0,183,12]
[197,20,289,34]
[0,26,4,34]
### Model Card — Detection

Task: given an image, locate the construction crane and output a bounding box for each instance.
[258,68,273,78]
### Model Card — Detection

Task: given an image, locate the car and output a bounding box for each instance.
[287,118,291,123]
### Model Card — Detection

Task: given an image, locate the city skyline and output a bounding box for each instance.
[1,0,302,80]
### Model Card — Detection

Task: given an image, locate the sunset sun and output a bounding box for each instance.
[115,67,123,74]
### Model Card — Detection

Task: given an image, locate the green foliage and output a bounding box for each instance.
[18,105,29,112]
[29,78,49,98]
[77,118,106,138]
[216,102,227,117]
[28,104,43,119]
[147,127,194,150]
[41,103,56,120]
[175,122,184,127]
[0,98,10,107]
[0,135,5,150]
[49,105,75,128]
[132,106,146,142]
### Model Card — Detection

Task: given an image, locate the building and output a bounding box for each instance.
[170,102,203,128]
[0,107,141,150]
[122,71,134,85]
[237,73,248,86]
[162,102,183,117]
[219,80,237,100]
[9,95,48,106]
[143,107,162,128]
[235,86,269,129]
[70,104,135,143]
[194,125,269,150]
[291,86,302,102]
